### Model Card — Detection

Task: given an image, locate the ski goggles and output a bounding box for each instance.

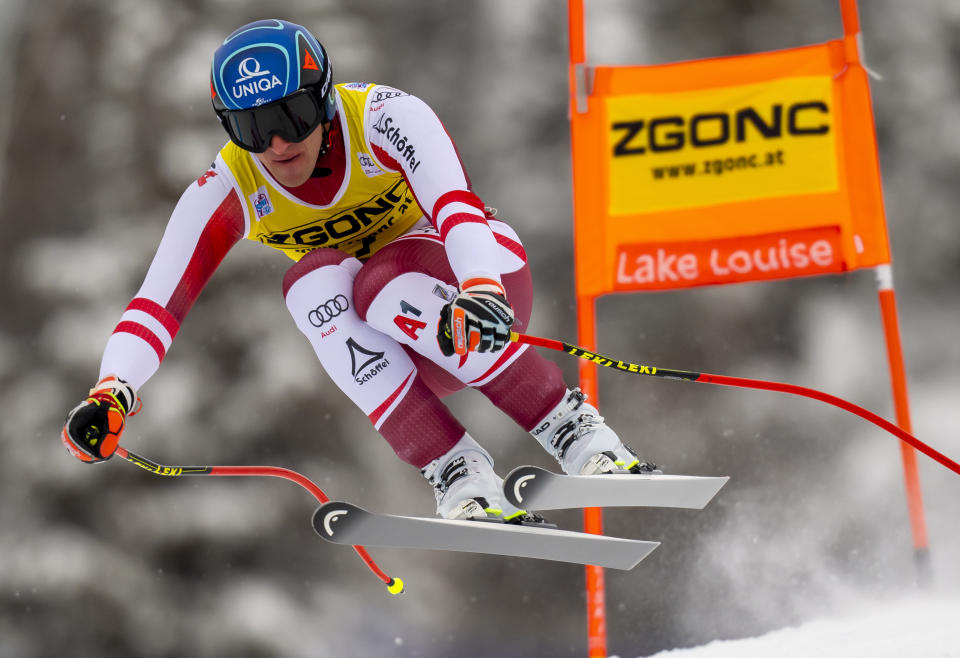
[218,88,324,153]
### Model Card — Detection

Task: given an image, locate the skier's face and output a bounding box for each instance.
[255,123,328,187]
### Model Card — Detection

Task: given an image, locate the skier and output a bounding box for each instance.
[61,19,655,524]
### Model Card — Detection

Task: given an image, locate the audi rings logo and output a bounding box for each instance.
[308,295,350,328]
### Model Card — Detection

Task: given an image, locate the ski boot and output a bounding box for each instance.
[531,388,660,475]
[422,434,551,527]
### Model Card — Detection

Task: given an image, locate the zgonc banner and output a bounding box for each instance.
[570,39,891,295]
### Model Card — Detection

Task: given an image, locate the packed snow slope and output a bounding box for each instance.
[646,596,960,658]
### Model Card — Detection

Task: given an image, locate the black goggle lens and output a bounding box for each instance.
[221,89,323,153]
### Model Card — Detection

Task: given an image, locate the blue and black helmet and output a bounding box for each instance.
[211,19,336,152]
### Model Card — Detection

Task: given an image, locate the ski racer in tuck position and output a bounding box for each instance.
[61,19,656,523]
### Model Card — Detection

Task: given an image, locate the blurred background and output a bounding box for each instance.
[2,1,958,656]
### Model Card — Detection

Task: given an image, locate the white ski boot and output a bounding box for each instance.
[531,388,659,475]
[421,434,547,525]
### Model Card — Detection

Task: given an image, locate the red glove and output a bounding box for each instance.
[61,375,140,463]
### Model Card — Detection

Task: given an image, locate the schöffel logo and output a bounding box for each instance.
[308,295,350,328]
[371,114,422,173]
[232,57,283,100]
[346,337,390,384]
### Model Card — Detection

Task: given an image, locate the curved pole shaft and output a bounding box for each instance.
[113,446,402,592]
[512,332,960,477]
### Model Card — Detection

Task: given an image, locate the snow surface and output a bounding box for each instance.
[642,596,960,658]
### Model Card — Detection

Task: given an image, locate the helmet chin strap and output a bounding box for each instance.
[312,120,335,177]
[317,120,334,156]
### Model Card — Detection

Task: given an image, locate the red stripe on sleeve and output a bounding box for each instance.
[127,297,181,338]
[165,190,244,323]
[114,321,166,362]
[371,144,402,172]
[438,212,489,242]
[432,190,485,221]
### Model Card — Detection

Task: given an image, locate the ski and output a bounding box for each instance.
[503,465,729,511]
[312,501,659,571]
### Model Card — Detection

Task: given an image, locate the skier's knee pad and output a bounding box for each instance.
[282,247,356,299]
[353,237,454,321]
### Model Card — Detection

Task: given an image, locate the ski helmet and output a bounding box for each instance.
[210,19,335,152]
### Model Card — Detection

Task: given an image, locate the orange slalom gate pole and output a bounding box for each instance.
[875,266,930,582]
[843,0,931,580]
[577,295,608,658]
[839,0,861,37]
[568,1,606,654]
[567,0,585,68]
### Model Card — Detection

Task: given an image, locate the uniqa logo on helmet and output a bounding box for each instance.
[228,47,288,106]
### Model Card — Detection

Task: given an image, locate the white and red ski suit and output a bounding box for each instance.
[99,82,567,468]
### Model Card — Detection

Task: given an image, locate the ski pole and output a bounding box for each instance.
[512,332,960,477]
[114,445,404,595]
